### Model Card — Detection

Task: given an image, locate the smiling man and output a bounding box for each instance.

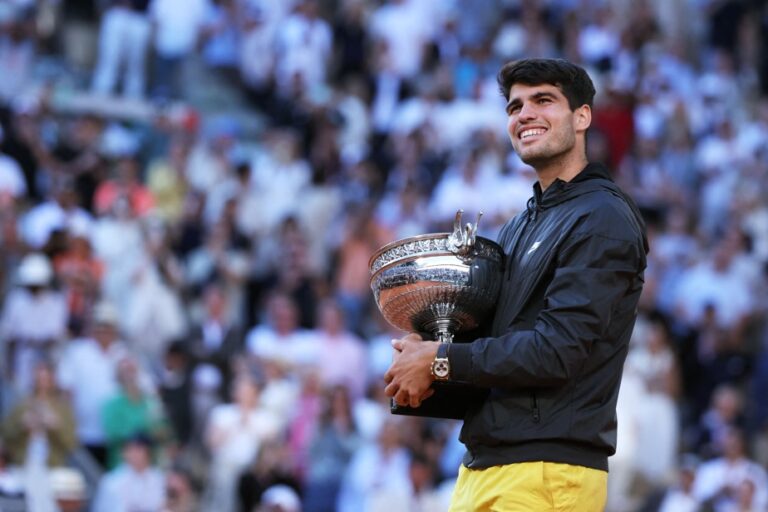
[383,58,649,511]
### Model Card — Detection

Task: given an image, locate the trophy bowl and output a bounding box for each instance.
[369,211,504,344]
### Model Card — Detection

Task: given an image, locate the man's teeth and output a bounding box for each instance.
[521,129,546,139]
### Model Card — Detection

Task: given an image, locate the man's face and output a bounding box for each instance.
[505,83,588,167]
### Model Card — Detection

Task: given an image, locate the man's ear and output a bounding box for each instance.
[574,104,592,132]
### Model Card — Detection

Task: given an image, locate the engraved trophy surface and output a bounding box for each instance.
[369,211,504,418]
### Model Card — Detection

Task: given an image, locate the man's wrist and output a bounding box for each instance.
[431,342,451,381]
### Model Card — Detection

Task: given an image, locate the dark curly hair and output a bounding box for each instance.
[497,58,596,111]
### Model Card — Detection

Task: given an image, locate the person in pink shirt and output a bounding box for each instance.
[94,156,154,217]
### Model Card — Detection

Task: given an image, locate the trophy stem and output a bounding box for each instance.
[427,319,455,344]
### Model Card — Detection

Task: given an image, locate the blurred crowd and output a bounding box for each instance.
[0,0,767,511]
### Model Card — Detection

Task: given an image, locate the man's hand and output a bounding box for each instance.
[383,333,439,408]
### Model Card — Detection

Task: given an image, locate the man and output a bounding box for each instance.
[57,301,151,467]
[383,58,648,510]
[91,434,166,512]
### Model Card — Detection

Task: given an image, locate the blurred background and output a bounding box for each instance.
[0,0,767,511]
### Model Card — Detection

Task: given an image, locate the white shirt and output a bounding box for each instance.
[693,457,768,511]
[92,465,166,512]
[56,339,129,444]
[0,288,67,343]
[245,324,320,368]
[149,0,209,56]
[0,153,26,197]
[206,403,281,471]
[274,12,332,88]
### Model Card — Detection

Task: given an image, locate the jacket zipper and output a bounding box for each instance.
[531,393,540,423]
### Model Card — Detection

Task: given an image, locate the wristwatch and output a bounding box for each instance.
[431,343,451,381]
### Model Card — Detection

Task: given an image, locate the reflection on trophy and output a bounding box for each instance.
[369,210,505,418]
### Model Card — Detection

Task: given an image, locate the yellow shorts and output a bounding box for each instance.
[449,461,607,512]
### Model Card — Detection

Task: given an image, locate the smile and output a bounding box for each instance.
[520,128,547,140]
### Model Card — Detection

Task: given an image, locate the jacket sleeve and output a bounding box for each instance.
[449,228,645,389]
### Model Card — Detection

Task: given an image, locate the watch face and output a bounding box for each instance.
[433,359,450,378]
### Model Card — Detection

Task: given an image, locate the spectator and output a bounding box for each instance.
[246,292,316,369]
[308,299,367,399]
[0,253,68,398]
[237,440,300,512]
[102,356,169,469]
[2,361,77,469]
[693,427,768,511]
[91,0,152,98]
[147,0,209,100]
[56,301,144,467]
[93,155,155,217]
[91,434,166,512]
[158,341,194,447]
[337,417,411,512]
[187,282,244,399]
[302,385,358,512]
[52,226,104,335]
[203,374,282,512]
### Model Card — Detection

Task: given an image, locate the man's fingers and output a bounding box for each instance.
[391,338,404,351]
[420,388,435,401]
[383,370,393,384]
[384,381,398,398]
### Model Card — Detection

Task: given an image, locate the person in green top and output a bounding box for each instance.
[101,356,170,469]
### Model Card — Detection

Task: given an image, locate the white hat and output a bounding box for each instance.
[17,253,53,286]
[49,467,87,501]
[93,301,119,326]
[261,485,301,512]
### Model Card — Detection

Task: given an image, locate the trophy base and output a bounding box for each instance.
[390,381,488,420]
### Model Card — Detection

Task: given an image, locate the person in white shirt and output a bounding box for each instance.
[56,301,146,468]
[148,0,209,99]
[246,293,317,369]
[693,427,768,511]
[91,434,166,512]
[91,0,152,98]
[203,374,282,512]
[0,253,68,400]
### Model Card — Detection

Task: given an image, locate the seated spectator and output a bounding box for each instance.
[2,361,78,468]
[91,434,166,512]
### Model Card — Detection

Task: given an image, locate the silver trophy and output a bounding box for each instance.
[369,211,504,418]
[369,210,504,345]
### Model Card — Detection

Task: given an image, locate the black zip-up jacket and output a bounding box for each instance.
[448,162,648,472]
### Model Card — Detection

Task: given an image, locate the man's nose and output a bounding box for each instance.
[519,102,537,120]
